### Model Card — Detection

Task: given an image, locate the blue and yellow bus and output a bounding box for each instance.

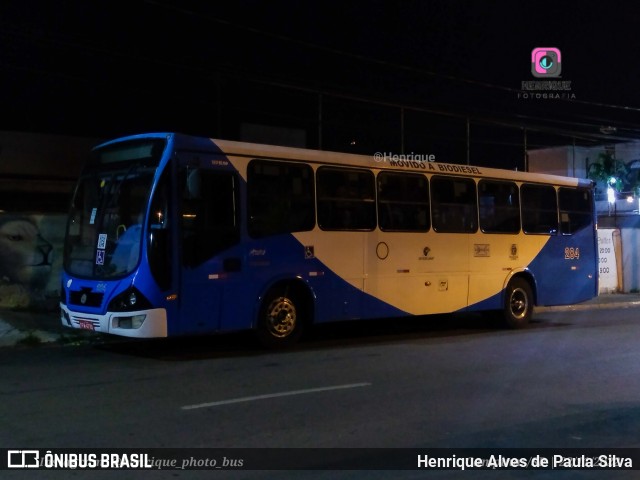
[60,133,598,347]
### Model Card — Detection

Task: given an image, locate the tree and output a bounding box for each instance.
[587,152,628,193]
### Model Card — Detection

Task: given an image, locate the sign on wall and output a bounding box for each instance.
[597,228,619,293]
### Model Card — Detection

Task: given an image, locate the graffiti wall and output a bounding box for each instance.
[0,213,66,310]
[0,131,102,311]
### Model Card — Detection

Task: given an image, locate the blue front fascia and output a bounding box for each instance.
[61,272,129,314]
[61,256,167,316]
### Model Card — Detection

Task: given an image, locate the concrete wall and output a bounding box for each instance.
[0,131,97,179]
[0,131,101,309]
[528,145,593,179]
[613,142,640,166]
[621,228,640,292]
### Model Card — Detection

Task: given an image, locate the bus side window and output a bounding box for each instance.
[317,167,376,231]
[479,180,520,233]
[247,160,315,238]
[378,172,430,232]
[431,176,477,233]
[559,187,593,234]
[521,184,558,235]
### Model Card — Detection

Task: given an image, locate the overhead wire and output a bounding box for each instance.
[1,1,639,149]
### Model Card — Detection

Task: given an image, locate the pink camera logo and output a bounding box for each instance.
[531,48,562,78]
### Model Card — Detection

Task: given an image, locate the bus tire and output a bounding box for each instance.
[256,287,304,349]
[502,277,533,329]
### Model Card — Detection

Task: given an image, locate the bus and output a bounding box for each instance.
[60,132,598,348]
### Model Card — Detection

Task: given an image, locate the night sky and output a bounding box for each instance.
[2,0,640,163]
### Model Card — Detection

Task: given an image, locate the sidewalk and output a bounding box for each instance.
[2,293,640,348]
[0,308,91,348]
[534,292,640,312]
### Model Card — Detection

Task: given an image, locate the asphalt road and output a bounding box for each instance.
[2,307,640,479]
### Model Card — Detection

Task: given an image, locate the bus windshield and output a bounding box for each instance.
[64,140,165,279]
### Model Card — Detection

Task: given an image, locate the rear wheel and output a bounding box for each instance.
[502,277,533,329]
[256,287,304,349]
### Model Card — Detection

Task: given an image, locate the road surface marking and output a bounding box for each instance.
[181,382,372,410]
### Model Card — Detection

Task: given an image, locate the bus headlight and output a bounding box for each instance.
[113,314,147,329]
[108,287,152,312]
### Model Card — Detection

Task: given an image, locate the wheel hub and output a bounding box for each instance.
[266,298,296,338]
[510,288,528,319]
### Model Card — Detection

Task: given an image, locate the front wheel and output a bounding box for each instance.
[502,277,533,329]
[256,289,304,349]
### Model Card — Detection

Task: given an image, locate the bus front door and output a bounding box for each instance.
[178,165,242,334]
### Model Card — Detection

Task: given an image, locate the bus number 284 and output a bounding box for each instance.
[565,247,580,260]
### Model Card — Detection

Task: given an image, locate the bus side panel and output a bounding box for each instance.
[528,226,598,306]
[362,231,470,315]
[313,231,367,320]
[309,272,410,324]
[467,233,549,311]
[292,231,408,323]
[179,242,252,335]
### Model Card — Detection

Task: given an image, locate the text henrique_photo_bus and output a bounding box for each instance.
[60,132,598,348]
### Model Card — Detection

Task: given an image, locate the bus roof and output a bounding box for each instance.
[105,132,593,189]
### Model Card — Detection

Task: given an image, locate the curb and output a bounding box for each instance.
[0,324,60,347]
[535,300,640,313]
